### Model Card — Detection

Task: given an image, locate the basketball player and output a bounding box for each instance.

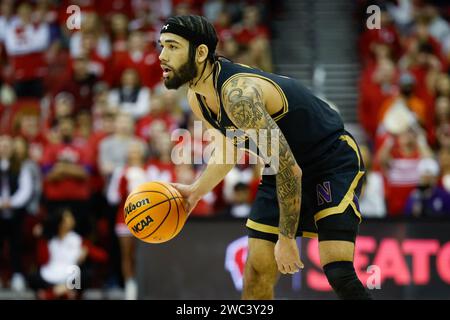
[159,15,372,300]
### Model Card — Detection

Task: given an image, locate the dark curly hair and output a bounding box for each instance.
[165,15,219,64]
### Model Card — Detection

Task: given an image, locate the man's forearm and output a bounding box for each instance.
[192,135,237,196]
[276,161,302,239]
[192,162,234,196]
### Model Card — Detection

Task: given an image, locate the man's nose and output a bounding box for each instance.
[159,48,167,62]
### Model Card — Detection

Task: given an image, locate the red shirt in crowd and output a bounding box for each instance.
[358,26,402,64]
[382,148,422,216]
[358,67,398,139]
[234,25,269,45]
[21,132,49,163]
[111,49,162,89]
[135,113,178,141]
[95,0,134,20]
[55,71,99,112]
[3,18,50,82]
[41,142,92,201]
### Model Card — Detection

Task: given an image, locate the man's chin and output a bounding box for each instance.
[164,78,184,90]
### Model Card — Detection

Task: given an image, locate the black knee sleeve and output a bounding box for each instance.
[323,261,372,300]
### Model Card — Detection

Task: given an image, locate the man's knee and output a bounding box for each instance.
[323,261,372,300]
[242,238,278,299]
[245,255,277,284]
[245,238,278,279]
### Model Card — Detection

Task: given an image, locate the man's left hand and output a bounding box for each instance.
[274,234,304,274]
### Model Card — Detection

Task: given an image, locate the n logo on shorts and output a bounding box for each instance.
[317,181,332,206]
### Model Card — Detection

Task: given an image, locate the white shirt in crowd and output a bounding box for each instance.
[359,171,387,218]
[0,159,33,219]
[108,87,151,120]
[4,17,50,56]
[40,231,83,285]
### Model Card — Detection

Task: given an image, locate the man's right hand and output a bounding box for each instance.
[170,183,202,216]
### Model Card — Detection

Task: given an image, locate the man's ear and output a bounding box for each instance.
[196,44,209,63]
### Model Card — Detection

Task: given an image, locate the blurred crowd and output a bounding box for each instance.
[356,0,450,219]
[4,0,449,300]
[0,0,279,298]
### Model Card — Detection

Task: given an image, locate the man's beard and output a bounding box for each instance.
[164,58,198,90]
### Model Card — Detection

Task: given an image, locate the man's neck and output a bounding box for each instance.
[188,61,215,98]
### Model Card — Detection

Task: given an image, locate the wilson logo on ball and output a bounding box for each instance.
[125,198,150,217]
[132,215,154,233]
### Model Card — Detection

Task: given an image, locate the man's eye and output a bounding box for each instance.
[169,45,176,50]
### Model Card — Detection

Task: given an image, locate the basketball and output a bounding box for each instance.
[124,181,187,244]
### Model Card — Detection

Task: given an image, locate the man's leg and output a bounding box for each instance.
[242,238,279,300]
[319,240,372,300]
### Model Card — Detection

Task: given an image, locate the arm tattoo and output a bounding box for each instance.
[222,77,302,238]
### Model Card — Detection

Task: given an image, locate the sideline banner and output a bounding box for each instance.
[137,219,450,299]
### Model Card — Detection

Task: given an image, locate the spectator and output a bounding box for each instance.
[358,9,402,65]
[4,3,50,98]
[436,122,450,150]
[70,12,111,60]
[135,95,178,142]
[234,5,272,71]
[405,157,450,217]
[13,135,41,217]
[29,207,107,299]
[15,110,48,163]
[0,134,33,292]
[111,31,161,90]
[29,207,84,299]
[219,36,242,62]
[439,145,450,193]
[213,10,233,45]
[56,55,99,113]
[107,140,147,300]
[88,107,114,198]
[203,0,224,22]
[359,145,386,218]
[400,41,444,117]
[96,0,134,21]
[3,2,51,98]
[175,163,216,216]
[409,19,448,70]
[0,0,14,63]
[99,113,143,180]
[435,96,450,127]
[41,116,92,236]
[421,5,450,48]
[434,73,450,98]
[147,131,176,182]
[377,123,433,216]
[358,58,398,140]
[386,0,415,33]
[47,92,75,131]
[108,68,150,120]
[377,72,427,132]
[91,82,112,130]
[74,110,93,146]
[128,2,159,47]
[162,88,186,124]
[220,182,252,218]
[222,163,255,204]
[88,110,120,289]
[110,13,129,59]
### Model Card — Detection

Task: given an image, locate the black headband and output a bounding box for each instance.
[160,22,216,52]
